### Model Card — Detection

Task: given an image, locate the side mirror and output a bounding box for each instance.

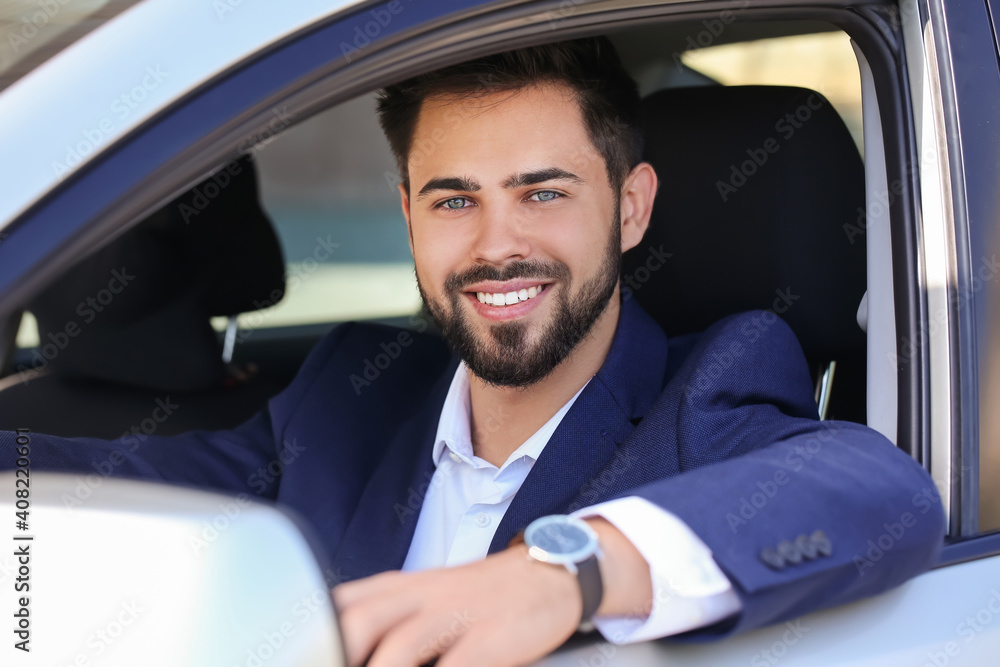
[0,472,345,666]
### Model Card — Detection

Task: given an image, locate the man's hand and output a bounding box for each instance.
[332,518,653,667]
[333,544,579,666]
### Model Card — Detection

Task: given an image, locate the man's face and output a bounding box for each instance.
[400,83,624,387]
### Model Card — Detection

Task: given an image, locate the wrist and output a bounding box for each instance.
[505,542,583,620]
[583,517,653,618]
[509,515,604,630]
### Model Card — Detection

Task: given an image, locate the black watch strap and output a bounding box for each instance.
[577,553,603,630]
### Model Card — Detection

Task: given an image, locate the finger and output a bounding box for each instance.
[435,609,574,667]
[435,631,507,667]
[338,582,424,666]
[366,608,475,667]
[333,570,407,609]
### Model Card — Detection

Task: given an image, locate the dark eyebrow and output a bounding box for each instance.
[416,176,481,200]
[502,168,584,189]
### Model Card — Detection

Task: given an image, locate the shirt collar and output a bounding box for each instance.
[432,361,589,473]
[432,361,474,466]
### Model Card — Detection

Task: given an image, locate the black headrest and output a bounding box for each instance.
[625,85,866,362]
[27,156,285,391]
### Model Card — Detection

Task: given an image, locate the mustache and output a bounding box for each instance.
[444,259,570,292]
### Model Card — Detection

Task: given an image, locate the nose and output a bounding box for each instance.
[469,201,531,266]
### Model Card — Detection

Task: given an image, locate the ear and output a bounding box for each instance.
[618,162,658,253]
[398,182,414,255]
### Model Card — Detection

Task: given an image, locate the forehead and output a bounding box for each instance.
[408,82,605,183]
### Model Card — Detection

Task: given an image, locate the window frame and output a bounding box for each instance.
[920,0,1000,560]
[0,0,968,550]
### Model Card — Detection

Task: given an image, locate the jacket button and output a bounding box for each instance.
[760,547,785,570]
[796,534,818,560]
[812,530,832,556]
[777,540,802,565]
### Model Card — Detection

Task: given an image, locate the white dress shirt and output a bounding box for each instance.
[402,362,741,643]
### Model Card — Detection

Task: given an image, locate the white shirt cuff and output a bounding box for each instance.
[571,495,742,643]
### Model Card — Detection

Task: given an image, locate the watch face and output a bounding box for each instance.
[524,516,597,564]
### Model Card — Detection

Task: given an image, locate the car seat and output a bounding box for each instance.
[0,156,289,437]
[625,85,867,422]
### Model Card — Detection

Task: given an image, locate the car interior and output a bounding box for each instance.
[7,5,1000,664]
[0,19,874,439]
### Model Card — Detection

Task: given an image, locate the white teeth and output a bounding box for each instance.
[476,284,546,307]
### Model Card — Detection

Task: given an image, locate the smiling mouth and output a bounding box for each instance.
[473,284,547,307]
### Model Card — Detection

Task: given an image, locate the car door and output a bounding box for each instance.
[0,0,999,665]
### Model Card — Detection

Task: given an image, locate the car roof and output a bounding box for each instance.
[0,0,365,230]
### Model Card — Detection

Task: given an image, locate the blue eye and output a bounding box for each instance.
[440,197,470,209]
[529,191,561,202]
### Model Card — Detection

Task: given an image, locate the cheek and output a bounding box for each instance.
[534,209,611,269]
[411,223,465,286]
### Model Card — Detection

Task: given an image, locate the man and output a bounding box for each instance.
[0,38,942,666]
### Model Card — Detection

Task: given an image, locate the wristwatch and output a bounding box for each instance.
[510,515,604,632]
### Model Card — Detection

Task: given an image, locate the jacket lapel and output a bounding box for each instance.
[333,357,459,581]
[488,297,670,551]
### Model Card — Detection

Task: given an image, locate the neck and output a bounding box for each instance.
[468,290,622,467]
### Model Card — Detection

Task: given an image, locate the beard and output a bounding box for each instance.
[416,218,622,388]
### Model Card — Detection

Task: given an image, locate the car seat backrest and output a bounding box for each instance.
[627,85,867,421]
[27,156,285,392]
[0,156,287,437]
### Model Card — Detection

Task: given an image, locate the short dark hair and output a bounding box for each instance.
[376,37,643,195]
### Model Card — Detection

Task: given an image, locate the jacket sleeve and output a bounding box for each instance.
[0,323,354,500]
[622,311,945,636]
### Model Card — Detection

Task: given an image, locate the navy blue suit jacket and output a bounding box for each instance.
[0,297,944,635]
